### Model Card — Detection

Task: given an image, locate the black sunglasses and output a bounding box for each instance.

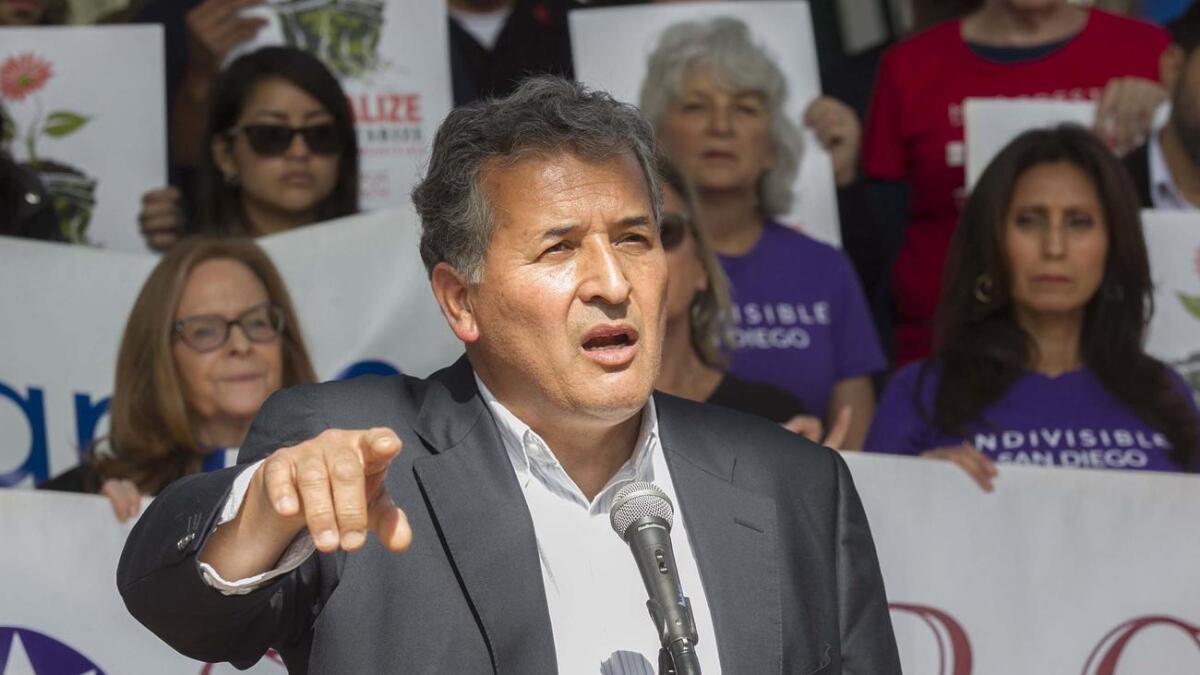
[660,212,689,251]
[229,123,342,157]
[173,303,285,353]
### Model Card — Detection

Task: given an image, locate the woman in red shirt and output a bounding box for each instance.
[864,0,1170,365]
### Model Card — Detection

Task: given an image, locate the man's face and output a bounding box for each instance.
[466,151,667,428]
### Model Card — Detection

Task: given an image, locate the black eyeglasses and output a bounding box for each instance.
[660,212,689,251]
[229,124,342,157]
[173,303,285,353]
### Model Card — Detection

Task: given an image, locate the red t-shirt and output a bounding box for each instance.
[864,9,1168,364]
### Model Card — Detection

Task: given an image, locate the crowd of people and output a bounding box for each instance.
[3,0,1200,525]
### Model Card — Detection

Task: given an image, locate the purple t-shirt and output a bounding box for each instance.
[865,360,1199,472]
[719,221,885,416]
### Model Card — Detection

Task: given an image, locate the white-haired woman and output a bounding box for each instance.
[641,17,883,449]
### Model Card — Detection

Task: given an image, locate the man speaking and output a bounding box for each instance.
[117,77,900,674]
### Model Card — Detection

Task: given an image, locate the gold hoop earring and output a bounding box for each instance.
[974,274,995,304]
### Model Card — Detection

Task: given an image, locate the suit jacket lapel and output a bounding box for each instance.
[657,394,786,674]
[409,356,557,674]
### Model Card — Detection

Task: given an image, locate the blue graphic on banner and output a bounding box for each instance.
[0,626,105,674]
[1,359,401,488]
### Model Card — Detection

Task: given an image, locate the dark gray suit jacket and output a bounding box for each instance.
[118,357,900,674]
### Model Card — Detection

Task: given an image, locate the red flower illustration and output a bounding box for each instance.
[0,53,54,102]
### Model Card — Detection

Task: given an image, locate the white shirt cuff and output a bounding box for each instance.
[197,459,317,596]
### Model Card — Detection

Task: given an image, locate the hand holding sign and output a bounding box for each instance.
[804,96,860,188]
[921,443,998,493]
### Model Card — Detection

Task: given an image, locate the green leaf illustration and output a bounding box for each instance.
[0,112,13,146]
[41,111,89,138]
[1178,292,1200,321]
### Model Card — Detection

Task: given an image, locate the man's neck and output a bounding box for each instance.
[448,0,512,14]
[963,2,1085,47]
[472,360,646,501]
[533,412,643,501]
[1158,123,1200,207]
[695,189,764,256]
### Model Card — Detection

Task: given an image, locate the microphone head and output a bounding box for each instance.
[610,481,674,540]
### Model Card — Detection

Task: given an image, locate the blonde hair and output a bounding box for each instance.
[658,158,733,369]
[95,237,316,494]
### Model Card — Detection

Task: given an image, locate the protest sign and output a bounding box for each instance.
[228,0,452,209]
[0,25,166,252]
[570,1,842,247]
[1143,211,1200,401]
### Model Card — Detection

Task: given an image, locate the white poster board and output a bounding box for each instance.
[0,25,167,253]
[1143,211,1200,400]
[844,453,1200,675]
[0,208,460,488]
[228,0,452,209]
[964,97,1095,188]
[569,1,842,247]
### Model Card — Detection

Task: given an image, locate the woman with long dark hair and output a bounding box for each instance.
[139,46,359,249]
[865,125,1200,489]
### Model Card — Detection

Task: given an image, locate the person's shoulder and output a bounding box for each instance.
[1081,8,1170,56]
[883,19,962,66]
[261,370,435,425]
[763,221,846,262]
[884,359,941,396]
[657,392,836,477]
[1085,8,1170,40]
[708,373,806,422]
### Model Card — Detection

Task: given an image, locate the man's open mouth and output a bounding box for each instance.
[581,325,639,351]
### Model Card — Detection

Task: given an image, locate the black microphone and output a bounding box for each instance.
[610,481,701,675]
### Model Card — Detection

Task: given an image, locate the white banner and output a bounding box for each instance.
[569,1,842,247]
[0,489,285,673]
[229,0,452,210]
[1143,211,1200,400]
[844,453,1200,675]
[2,456,1197,672]
[0,208,460,488]
[0,25,167,253]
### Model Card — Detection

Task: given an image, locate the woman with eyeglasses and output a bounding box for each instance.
[642,18,884,449]
[40,237,316,520]
[139,46,358,251]
[655,164,851,447]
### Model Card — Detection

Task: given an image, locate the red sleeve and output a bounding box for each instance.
[863,46,905,181]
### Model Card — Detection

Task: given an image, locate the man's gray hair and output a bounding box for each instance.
[639,17,802,217]
[412,76,661,280]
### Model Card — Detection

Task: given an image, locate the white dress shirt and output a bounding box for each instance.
[199,376,723,674]
[1149,130,1199,211]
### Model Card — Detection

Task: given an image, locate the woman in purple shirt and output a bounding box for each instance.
[866,125,1200,488]
[640,17,884,448]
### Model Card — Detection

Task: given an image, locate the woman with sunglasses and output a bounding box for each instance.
[41,237,317,521]
[655,164,852,447]
[139,47,358,251]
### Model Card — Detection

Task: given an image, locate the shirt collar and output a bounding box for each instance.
[1149,130,1197,211]
[473,372,659,512]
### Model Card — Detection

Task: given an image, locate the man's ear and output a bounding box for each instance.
[1161,45,1186,94]
[431,262,480,343]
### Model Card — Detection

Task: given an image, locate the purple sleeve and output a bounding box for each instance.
[863,362,939,456]
[831,249,886,381]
